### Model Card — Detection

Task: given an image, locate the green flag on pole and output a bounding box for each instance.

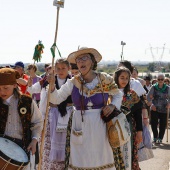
[50,43,62,58]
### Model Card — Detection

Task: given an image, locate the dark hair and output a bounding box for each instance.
[45,63,50,68]
[13,87,21,98]
[144,76,151,81]
[55,58,70,68]
[114,67,131,94]
[88,53,97,70]
[119,60,133,73]
[133,67,138,74]
[70,63,78,70]
[27,64,37,72]
[151,79,157,85]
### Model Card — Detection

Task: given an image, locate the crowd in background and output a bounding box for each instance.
[0,48,170,170]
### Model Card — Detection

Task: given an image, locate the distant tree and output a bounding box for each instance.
[147,62,155,72]
[168,62,170,70]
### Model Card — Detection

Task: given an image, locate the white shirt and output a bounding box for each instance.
[130,78,146,96]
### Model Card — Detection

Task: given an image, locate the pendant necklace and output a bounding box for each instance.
[87,98,93,110]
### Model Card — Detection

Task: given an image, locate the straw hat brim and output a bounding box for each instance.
[67,48,102,64]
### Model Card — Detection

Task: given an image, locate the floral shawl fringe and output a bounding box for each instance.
[71,72,119,97]
[112,147,125,170]
[64,111,73,170]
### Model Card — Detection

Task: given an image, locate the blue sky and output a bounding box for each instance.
[0,0,170,64]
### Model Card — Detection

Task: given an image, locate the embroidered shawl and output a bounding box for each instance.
[71,72,119,97]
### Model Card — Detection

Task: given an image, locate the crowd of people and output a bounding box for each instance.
[0,47,170,170]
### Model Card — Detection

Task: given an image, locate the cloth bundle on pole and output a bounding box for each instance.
[33,40,45,63]
[167,108,170,142]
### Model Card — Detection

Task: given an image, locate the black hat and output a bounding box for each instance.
[10,61,24,69]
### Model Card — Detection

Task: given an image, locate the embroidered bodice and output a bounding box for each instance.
[121,89,140,109]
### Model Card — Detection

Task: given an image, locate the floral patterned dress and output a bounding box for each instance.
[121,89,142,170]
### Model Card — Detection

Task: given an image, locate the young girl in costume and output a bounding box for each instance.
[28,58,73,169]
[0,68,43,170]
[114,67,143,170]
[48,47,123,170]
[27,64,42,104]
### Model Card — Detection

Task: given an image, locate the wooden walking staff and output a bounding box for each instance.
[166,107,170,142]
[38,1,64,169]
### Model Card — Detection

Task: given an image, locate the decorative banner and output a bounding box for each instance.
[53,0,65,8]
[33,40,45,63]
[50,43,62,58]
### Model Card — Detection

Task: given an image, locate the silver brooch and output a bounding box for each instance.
[87,100,93,110]
[20,107,27,114]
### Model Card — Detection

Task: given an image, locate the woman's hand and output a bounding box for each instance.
[27,77,33,87]
[143,118,149,126]
[47,73,55,92]
[102,104,115,117]
[27,138,37,155]
[166,103,170,109]
[147,101,152,106]
[136,131,143,144]
[150,104,156,111]
[17,78,28,86]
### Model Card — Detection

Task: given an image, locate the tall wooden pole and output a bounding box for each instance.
[166,108,169,142]
[38,7,60,170]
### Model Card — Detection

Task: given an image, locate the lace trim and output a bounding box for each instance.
[69,163,114,170]
[85,76,98,90]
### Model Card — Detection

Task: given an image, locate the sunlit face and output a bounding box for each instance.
[145,80,150,86]
[164,79,169,85]
[0,84,17,100]
[55,63,70,79]
[118,71,130,89]
[157,75,164,86]
[14,66,24,76]
[132,70,138,79]
[76,54,92,75]
[71,69,79,76]
[27,67,35,75]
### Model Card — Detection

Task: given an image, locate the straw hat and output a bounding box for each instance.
[67,47,102,64]
[0,68,20,85]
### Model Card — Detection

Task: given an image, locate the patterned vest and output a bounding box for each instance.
[153,86,169,113]
[0,95,39,163]
[0,95,32,147]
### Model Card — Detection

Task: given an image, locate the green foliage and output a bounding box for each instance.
[97,64,148,74]
[97,65,117,74]
[147,62,155,72]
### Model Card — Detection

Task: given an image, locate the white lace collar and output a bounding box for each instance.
[85,76,98,90]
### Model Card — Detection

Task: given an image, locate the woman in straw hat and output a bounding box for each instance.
[48,47,123,170]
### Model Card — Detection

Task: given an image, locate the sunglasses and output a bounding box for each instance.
[76,55,91,63]
[157,78,164,81]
